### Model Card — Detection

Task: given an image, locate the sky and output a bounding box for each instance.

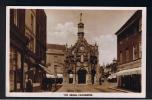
[45,9,136,65]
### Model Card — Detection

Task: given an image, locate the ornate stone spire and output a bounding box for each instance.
[80,13,82,22]
[78,13,84,39]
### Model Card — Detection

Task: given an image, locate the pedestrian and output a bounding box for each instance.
[99,77,102,85]
[48,78,52,91]
[25,77,33,92]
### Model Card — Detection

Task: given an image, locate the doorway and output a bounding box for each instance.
[77,68,87,84]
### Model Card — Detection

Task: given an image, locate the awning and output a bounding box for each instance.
[39,64,52,74]
[113,75,117,78]
[108,76,112,79]
[69,74,73,78]
[108,74,117,79]
[46,74,56,78]
[39,64,63,78]
[116,67,141,76]
[57,74,63,78]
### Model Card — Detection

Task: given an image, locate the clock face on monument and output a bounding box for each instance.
[80,46,84,51]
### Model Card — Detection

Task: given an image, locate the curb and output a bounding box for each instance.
[108,87,132,93]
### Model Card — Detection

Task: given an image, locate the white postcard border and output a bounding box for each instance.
[6,6,146,98]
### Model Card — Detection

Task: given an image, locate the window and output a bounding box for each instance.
[26,33,35,53]
[119,41,122,45]
[54,56,58,63]
[14,10,18,26]
[29,37,34,51]
[54,65,57,75]
[125,49,129,62]
[31,14,34,33]
[139,42,142,58]
[133,45,138,60]
[126,37,128,41]
[81,54,84,62]
[133,46,135,60]
[31,38,35,52]
[120,52,123,64]
[139,18,142,32]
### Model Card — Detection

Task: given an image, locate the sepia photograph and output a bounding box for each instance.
[6,6,146,98]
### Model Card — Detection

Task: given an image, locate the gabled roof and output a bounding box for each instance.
[115,10,142,36]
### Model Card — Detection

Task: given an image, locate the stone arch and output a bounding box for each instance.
[77,67,87,84]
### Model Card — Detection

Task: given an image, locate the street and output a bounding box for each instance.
[33,81,131,93]
[8,8,142,96]
[56,81,130,93]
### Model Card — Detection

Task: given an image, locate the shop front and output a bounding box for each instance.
[10,46,23,92]
[116,67,141,92]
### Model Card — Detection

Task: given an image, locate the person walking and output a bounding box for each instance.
[99,77,102,85]
[25,77,33,92]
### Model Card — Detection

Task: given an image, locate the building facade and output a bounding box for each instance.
[115,10,142,92]
[64,13,100,85]
[10,9,47,92]
[46,44,66,81]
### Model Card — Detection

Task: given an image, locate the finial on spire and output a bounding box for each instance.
[80,13,82,22]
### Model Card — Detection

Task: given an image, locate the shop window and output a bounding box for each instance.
[10,47,16,91]
[10,47,22,91]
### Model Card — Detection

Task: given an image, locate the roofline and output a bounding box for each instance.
[47,43,65,45]
[47,43,66,49]
[115,10,142,36]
